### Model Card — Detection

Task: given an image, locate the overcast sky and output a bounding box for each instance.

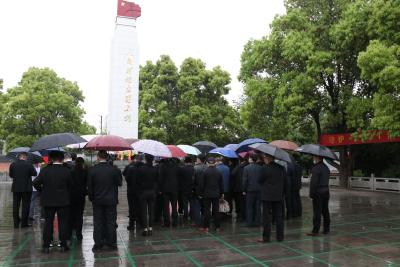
[0,0,285,131]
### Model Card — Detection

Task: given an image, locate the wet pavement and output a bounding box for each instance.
[1,183,400,266]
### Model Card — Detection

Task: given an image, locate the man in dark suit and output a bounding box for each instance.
[159,158,179,227]
[88,150,122,251]
[178,157,194,222]
[307,156,331,236]
[123,154,144,230]
[258,154,287,243]
[200,157,224,233]
[243,154,262,227]
[9,152,37,228]
[33,151,71,253]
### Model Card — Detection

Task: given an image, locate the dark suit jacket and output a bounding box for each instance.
[136,163,158,192]
[194,163,207,196]
[258,162,287,202]
[309,161,330,198]
[88,162,122,206]
[158,162,179,193]
[9,160,37,192]
[178,165,194,194]
[70,168,88,204]
[243,163,262,192]
[230,162,247,193]
[123,161,144,194]
[33,164,72,207]
[201,166,223,198]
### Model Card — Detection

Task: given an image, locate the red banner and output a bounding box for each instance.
[320,131,400,146]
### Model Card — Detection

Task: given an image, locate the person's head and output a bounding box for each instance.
[263,154,275,164]
[18,152,28,161]
[144,153,154,165]
[71,152,77,161]
[184,156,193,165]
[216,157,223,164]
[64,153,72,161]
[196,154,206,164]
[249,154,258,163]
[97,150,108,162]
[206,157,216,167]
[49,151,64,163]
[75,157,85,170]
[313,155,323,164]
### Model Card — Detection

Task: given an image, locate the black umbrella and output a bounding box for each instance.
[30,133,87,151]
[192,141,217,154]
[7,147,43,164]
[249,143,292,162]
[296,144,338,160]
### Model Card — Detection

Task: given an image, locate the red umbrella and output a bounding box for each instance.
[167,145,187,158]
[84,135,132,151]
[270,140,299,151]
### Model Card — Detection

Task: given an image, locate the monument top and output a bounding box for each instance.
[117,0,141,19]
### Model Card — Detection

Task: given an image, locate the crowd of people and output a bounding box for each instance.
[8,148,332,253]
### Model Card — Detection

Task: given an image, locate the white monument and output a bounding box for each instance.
[107,0,141,138]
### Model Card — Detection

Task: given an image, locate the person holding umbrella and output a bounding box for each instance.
[9,152,38,228]
[306,155,331,236]
[88,150,122,251]
[123,154,144,231]
[258,153,288,243]
[33,151,72,253]
[297,144,336,236]
[200,157,224,233]
[159,158,179,227]
[136,154,158,236]
[178,156,195,223]
[242,154,262,227]
[249,143,290,243]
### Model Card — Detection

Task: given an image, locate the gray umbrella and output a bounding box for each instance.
[7,147,43,163]
[192,141,218,154]
[30,133,87,151]
[296,144,338,160]
[249,143,292,162]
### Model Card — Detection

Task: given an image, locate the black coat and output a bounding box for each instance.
[194,163,207,196]
[230,162,247,193]
[201,166,223,198]
[123,161,144,194]
[9,160,37,192]
[179,165,194,194]
[33,164,72,207]
[70,168,88,204]
[158,162,179,193]
[136,163,158,192]
[258,162,287,202]
[309,161,330,198]
[242,163,263,192]
[88,162,122,206]
[292,162,303,191]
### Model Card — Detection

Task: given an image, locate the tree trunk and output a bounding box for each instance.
[339,146,350,188]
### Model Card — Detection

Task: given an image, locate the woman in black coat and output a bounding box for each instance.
[70,157,88,241]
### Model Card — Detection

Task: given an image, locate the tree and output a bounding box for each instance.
[239,0,400,186]
[139,55,245,145]
[0,67,96,150]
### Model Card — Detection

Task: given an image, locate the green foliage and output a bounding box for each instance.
[240,0,400,144]
[139,55,245,145]
[0,67,96,150]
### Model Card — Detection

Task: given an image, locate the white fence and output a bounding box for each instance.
[302,175,400,193]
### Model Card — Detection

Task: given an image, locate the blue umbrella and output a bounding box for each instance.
[224,144,239,151]
[7,147,43,164]
[208,148,239,159]
[235,138,267,153]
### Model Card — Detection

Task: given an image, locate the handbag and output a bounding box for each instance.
[219,199,230,213]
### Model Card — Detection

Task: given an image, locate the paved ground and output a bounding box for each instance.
[1,183,400,267]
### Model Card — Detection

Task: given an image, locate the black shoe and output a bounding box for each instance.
[92,245,103,252]
[60,246,69,252]
[42,247,50,254]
